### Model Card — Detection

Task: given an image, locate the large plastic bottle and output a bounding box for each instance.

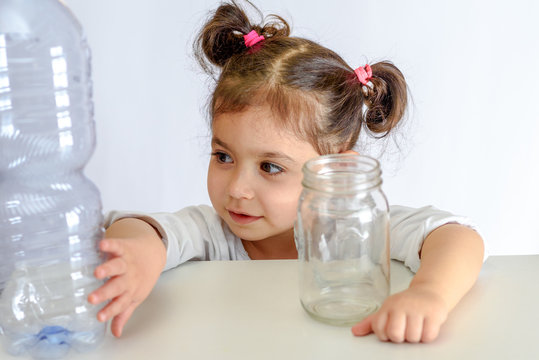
[0,0,106,358]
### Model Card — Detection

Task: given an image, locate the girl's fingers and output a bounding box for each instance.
[99,238,125,257]
[94,257,128,279]
[351,314,374,336]
[421,316,441,343]
[110,303,137,338]
[385,312,406,343]
[371,311,389,342]
[404,315,424,343]
[96,292,131,323]
[88,275,128,305]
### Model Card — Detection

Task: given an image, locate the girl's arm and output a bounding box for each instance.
[88,218,167,337]
[352,223,485,343]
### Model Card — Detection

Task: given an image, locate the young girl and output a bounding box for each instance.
[88,1,485,343]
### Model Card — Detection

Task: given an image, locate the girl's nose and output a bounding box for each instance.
[228,169,255,200]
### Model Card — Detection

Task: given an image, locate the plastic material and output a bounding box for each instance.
[0,0,106,358]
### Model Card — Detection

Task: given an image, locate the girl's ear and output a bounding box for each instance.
[339,149,359,155]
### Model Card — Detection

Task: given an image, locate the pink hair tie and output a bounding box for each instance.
[244,30,264,47]
[354,64,373,85]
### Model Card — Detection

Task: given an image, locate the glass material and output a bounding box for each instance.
[295,154,390,326]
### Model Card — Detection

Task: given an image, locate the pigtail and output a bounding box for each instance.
[362,61,408,136]
[194,1,290,77]
[194,1,253,74]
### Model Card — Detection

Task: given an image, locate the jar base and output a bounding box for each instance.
[301,297,380,326]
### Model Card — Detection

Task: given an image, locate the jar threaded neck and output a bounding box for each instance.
[302,154,382,194]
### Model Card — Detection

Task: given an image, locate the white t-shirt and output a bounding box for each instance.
[104,204,480,273]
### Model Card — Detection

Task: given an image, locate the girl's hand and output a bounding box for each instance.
[351,286,449,343]
[88,234,166,337]
[353,224,484,343]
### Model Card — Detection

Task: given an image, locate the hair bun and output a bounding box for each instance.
[195,3,252,71]
[363,61,408,136]
[194,1,290,76]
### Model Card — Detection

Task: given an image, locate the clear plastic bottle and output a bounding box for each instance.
[295,154,390,326]
[0,0,106,358]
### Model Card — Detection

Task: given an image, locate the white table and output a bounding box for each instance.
[2,256,539,359]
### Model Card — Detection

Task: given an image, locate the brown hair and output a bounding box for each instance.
[194,1,408,154]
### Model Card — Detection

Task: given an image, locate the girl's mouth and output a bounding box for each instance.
[227,210,262,225]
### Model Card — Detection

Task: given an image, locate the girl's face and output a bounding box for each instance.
[207,105,319,242]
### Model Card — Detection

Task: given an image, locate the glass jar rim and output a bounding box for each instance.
[302,154,382,193]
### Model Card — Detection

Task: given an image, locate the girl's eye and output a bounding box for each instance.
[212,151,232,164]
[260,162,284,175]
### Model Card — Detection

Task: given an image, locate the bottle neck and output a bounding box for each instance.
[302,154,382,194]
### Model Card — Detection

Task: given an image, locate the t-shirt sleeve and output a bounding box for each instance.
[104,205,247,271]
[389,205,484,273]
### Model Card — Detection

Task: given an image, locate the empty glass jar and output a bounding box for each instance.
[295,154,390,326]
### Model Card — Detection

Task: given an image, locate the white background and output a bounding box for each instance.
[64,0,539,256]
